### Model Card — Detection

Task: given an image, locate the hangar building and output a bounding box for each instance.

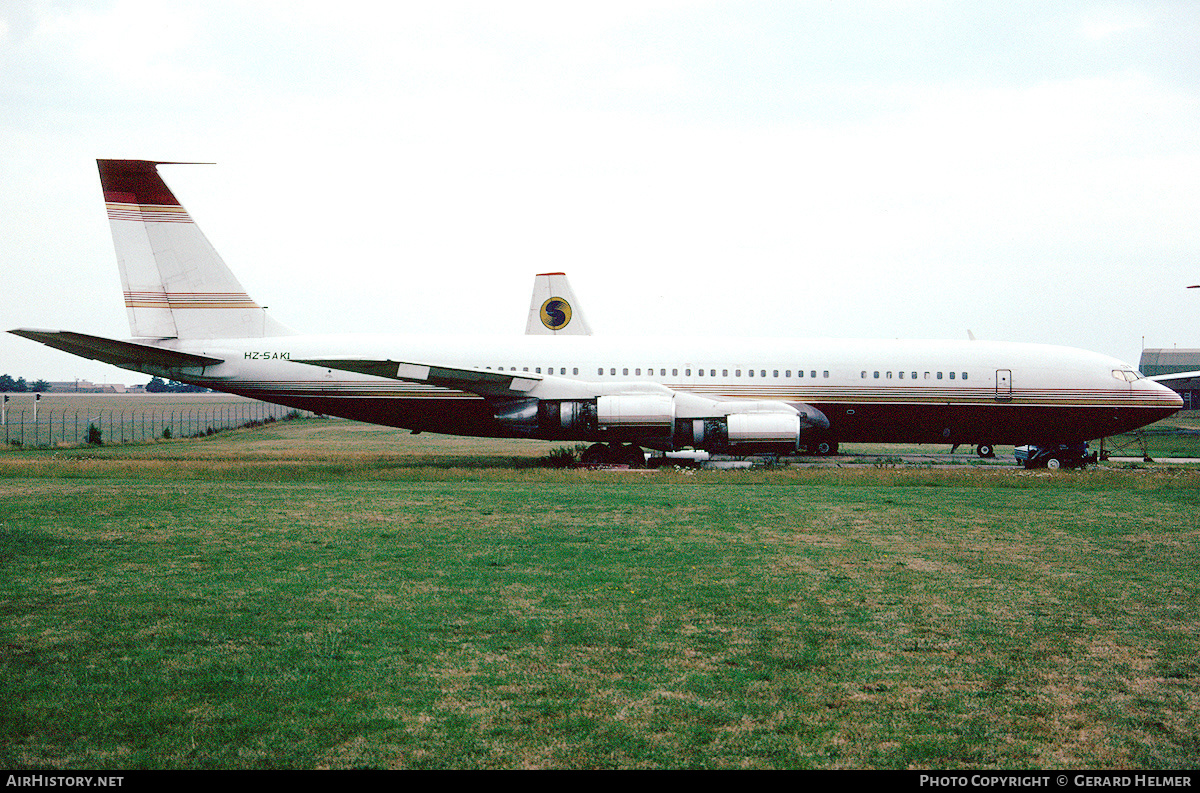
[1139,349,1200,410]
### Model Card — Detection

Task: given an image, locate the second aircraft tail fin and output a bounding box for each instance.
[525,272,593,335]
[98,159,294,340]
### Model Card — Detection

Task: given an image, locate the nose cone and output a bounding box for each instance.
[1161,381,1180,407]
[1153,380,1185,411]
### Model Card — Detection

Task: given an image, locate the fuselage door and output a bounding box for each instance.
[995,369,1013,401]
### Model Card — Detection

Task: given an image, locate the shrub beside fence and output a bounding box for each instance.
[2,400,309,448]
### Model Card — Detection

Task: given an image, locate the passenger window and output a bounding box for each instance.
[962,372,967,380]
[635,368,640,376]
[810,371,816,378]
[861,371,867,378]
[610,368,616,375]
[773,370,779,378]
[786,370,792,377]
[673,369,678,376]
[623,368,629,376]
[912,372,917,379]
[874,371,880,379]
[798,370,804,378]
[899,371,904,379]
[699,369,705,377]
[886,371,892,379]
[823,371,829,378]
[937,372,943,379]
[749,369,754,377]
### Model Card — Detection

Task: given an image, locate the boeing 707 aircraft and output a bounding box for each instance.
[10,160,1183,466]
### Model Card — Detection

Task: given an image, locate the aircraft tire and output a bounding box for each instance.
[616,444,646,468]
[977,444,995,458]
[1046,457,1062,470]
[581,443,613,466]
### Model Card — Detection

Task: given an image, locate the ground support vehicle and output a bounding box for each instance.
[1014,443,1096,469]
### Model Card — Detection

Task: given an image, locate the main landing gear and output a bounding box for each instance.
[952,443,997,458]
[580,443,647,468]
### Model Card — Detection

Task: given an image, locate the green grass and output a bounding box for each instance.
[1,420,1199,769]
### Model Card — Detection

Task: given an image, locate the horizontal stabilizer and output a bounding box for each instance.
[8,329,223,369]
[295,358,542,396]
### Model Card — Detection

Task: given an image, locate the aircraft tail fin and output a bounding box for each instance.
[98,159,294,339]
[525,272,592,335]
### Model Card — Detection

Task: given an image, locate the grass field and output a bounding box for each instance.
[1,418,1198,769]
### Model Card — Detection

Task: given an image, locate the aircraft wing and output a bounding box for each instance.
[1149,370,1200,384]
[8,329,223,369]
[295,358,543,396]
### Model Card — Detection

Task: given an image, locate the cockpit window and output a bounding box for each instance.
[1112,369,1142,382]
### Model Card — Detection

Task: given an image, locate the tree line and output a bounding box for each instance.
[1,375,209,393]
[0,375,50,392]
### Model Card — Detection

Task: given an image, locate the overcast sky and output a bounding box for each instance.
[2,0,1198,385]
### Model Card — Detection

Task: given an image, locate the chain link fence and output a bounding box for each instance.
[1,396,310,448]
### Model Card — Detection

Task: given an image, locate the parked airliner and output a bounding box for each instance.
[10,160,1182,466]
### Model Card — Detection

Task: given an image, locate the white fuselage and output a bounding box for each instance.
[148,332,1182,447]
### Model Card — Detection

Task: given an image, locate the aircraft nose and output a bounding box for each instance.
[1143,378,1184,409]
[1158,381,1184,409]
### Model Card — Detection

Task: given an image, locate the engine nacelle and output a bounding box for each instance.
[493,398,596,438]
[494,394,676,441]
[676,411,804,453]
[596,394,675,438]
[727,412,802,445]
